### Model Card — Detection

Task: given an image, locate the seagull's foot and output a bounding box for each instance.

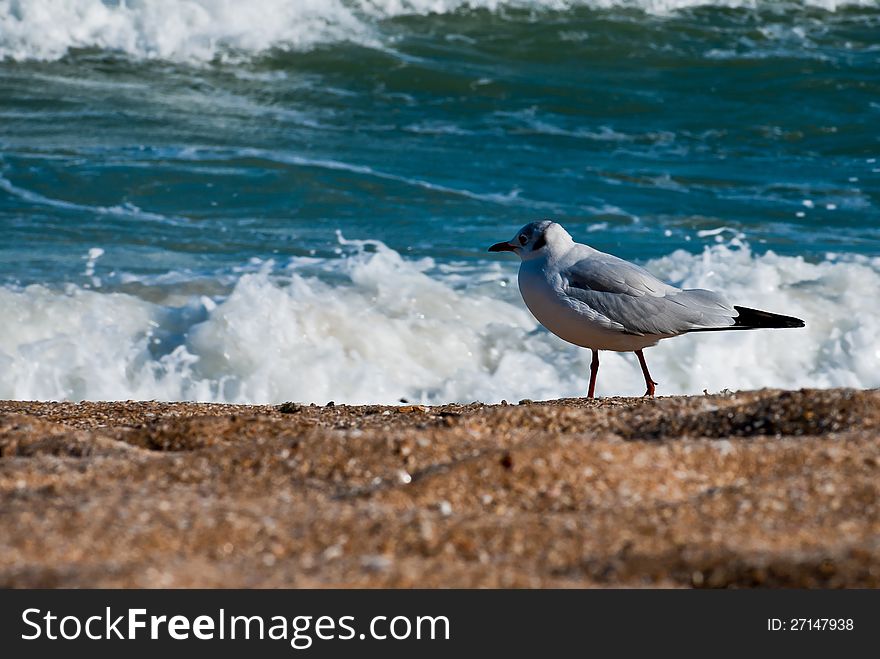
[643,381,658,397]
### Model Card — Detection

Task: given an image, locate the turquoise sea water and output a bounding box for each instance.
[1,1,879,403]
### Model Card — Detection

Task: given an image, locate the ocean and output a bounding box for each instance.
[0,0,878,403]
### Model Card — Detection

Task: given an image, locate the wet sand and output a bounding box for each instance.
[1,388,878,588]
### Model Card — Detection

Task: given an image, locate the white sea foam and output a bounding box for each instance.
[0,0,875,62]
[1,236,877,404]
[0,0,372,62]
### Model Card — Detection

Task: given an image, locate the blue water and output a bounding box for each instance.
[1,1,879,403]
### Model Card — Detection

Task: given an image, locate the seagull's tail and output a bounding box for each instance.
[689,305,805,332]
[731,305,805,329]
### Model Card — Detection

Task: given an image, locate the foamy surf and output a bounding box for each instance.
[0,0,875,62]
[1,237,877,404]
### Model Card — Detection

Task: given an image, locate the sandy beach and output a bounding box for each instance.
[2,388,878,588]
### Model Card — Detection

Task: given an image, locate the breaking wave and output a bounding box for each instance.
[0,0,876,62]
[1,236,877,403]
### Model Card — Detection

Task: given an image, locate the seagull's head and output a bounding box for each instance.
[488,220,572,261]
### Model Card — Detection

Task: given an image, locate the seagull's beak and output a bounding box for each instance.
[488,241,516,253]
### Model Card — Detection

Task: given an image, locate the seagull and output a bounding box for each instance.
[488,220,805,398]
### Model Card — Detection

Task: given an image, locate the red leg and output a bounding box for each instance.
[635,349,657,397]
[587,349,599,398]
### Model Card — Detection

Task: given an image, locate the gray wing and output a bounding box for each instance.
[561,253,736,336]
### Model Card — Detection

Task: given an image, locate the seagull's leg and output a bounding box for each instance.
[635,349,657,397]
[587,349,600,398]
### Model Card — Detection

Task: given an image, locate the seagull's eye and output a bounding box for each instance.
[518,235,528,245]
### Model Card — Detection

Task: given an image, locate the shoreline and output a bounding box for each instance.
[1,388,878,588]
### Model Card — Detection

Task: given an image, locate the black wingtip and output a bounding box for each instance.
[733,305,805,329]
